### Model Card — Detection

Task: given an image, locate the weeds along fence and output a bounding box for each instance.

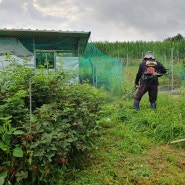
[121,54,185,92]
[159,59,185,90]
[2,39,185,97]
[79,43,124,96]
[0,42,124,97]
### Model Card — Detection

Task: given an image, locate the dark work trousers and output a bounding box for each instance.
[134,83,158,103]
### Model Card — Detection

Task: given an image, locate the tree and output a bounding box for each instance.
[164,33,184,42]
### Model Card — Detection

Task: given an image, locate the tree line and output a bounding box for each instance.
[93,33,185,62]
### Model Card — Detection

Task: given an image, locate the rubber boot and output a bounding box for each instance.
[134,100,139,110]
[150,103,156,109]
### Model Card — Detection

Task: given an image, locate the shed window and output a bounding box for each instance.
[36,51,55,69]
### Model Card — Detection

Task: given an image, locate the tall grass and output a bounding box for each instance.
[60,61,185,184]
[63,92,185,184]
[116,92,185,143]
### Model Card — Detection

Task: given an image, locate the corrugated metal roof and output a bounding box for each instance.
[0,29,91,55]
[0,28,91,38]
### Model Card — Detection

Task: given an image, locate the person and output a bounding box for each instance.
[134,51,167,110]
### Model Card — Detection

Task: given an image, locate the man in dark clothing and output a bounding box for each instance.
[134,51,167,109]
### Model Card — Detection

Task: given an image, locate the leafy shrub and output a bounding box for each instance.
[0,58,106,184]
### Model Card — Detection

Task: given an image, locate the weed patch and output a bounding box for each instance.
[66,93,185,184]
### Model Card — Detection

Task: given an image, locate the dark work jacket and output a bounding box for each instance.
[135,60,167,86]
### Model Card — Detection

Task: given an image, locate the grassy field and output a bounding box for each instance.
[61,63,185,185]
[63,92,185,185]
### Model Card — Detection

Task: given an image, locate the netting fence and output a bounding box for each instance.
[80,43,124,94]
[0,37,124,95]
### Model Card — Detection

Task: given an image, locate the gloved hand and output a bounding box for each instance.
[134,84,139,89]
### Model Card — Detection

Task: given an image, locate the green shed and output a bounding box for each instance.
[0,28,91,70]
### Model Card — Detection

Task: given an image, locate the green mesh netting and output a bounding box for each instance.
[0,37,124,93]
[79,43,124,93]
[161,60,185,88]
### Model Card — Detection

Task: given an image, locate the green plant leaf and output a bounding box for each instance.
[13,130,24,135]
[0,142,9,152]
[0,126,3,133]
[2,133,10,145]
[13,147,23,158]
[0,171,8,185]
[15,171,28,182]
[0,177,5,185]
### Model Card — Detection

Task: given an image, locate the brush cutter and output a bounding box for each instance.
[121,86,138,100]
[142,69,172,80]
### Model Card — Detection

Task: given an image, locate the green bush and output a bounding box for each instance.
[0,59,106,184]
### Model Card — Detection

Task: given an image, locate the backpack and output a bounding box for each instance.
[144,60,157,75]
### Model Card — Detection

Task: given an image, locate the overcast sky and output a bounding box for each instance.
[0,0,184,42]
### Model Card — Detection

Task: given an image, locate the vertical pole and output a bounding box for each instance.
[177,50,180,64]
[29,77,32,132]
[77,40,80,83]
[95,62,97,87]
[171,48,174,90]
[126,53,128,77]
[33,36,36,71]
[54,52,57,72]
